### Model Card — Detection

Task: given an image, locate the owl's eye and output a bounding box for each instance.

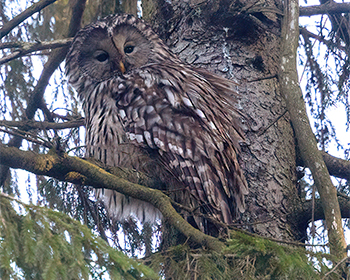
[124,45,135,54]
[94,51,109,62]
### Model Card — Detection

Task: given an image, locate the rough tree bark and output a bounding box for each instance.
[142,0,299,241]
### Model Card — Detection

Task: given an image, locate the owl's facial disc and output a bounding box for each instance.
[77,25,153,81]
[78,28,125,81]
[112,25,153,71]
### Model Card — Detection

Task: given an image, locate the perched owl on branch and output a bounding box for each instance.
[66,14,248,229]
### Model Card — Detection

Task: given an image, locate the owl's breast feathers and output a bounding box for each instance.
[112,64,248,223]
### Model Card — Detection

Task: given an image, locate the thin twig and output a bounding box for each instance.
[230,218,275,227]
[0,127,52,148]
[0,0,57,39]
[0,38,73,65]
[258,109,287,136]
[0,119,84,130]
[246,74,278,83]
[233,225,329,247]
[322,256,349,280]
[300,27,346,52]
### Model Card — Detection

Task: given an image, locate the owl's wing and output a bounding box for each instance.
[182,67,248,220]
[117,65,248,223]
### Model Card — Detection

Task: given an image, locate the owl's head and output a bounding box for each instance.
[66,14,172,84]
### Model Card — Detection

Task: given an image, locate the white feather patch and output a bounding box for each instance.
[146,105,155,114]
[154,137,165,149]
[144,131,153,146]
[195,109,206,119]
[128,132,136,141]
[135,134,143,143]
[164,87,179,107]
[136,118,146,128]
[180,161,187,168]
[159,79,172,86]
[169,159,179,168]
[193,177,201,184]
[186,148,193,158]
[182,96,193,107]
[132,108,139,121]
[197,165,207,174]
[168,143,177,153]
[142,73,153,88]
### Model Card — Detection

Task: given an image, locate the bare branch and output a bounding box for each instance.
[0,0,57,39]
[0,38,73,65]
[280,0,347,257]
[300,27,346,52]
[0,119,84,131]
[301,194,350,224]
[0,39,73,50]
[300,2,350,17]
[298,149,350,181]
[322,151,350,181]
[0,144,225,252]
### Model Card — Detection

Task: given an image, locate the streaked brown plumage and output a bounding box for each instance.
[65,14,248,228]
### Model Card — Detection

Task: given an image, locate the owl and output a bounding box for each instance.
[65,14,248,229]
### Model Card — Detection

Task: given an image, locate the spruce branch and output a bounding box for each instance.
[0,192,159,279]
[0,39,73,50]
[0,144,225,252]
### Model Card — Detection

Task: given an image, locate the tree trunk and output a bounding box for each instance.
[144,0,301,241]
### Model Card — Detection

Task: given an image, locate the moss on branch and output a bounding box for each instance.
[0,144,224,252]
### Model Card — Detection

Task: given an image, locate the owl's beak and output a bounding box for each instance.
[119,61,126,74]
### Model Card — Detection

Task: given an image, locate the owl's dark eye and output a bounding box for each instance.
[124,45,135,54]
[94,51,109,62]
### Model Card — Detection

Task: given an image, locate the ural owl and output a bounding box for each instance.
[65,14,248,229]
